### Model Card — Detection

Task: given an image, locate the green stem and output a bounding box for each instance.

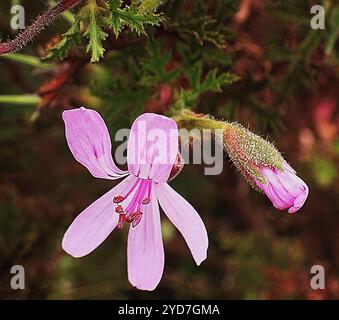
[0,53,53,68]
[0,95,41,105]
[173,109,231,131]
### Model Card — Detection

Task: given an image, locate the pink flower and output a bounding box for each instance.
[62,107,208,291]
[254,162,309,214]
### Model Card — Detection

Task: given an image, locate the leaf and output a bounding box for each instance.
[174,61,240,110]
[189,61,240,94]
[139,0,162,14]
[188,61,203,91]
[82,2,109,63]
[109,0,123,11]
[108,0,164,37]
[140,39,179,86]
[199,69,240,93]
[46,21,81,61]
[201,47,233,66]
[45,0,165,62]
[47,0,108,63]
[169,15,228,50]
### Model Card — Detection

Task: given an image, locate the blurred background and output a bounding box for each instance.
[0,0,338,299]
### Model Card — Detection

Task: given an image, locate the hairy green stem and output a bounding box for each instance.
[173,109,231,132]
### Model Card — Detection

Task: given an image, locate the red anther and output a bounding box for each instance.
[125,216,131,223]
[126,212,137,223]
[115,205,124,214]
[142,197,151,205]
[126,211,142,223]
[113,195,124,204]
[117,214,126,229]
[132,213,142,228]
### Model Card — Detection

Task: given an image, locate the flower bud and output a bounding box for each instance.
[223,123,309,213]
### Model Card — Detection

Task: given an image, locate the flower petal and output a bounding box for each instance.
[127,185,164,291]
[288,183,309,214]
[63,107,128,180]
[260,167,295,204]
[127,113,178,182]
[256,164,309,214]
[283,161,296,174]
[156,183,208,265]
[258,181,291,210]
[62,175,136,258]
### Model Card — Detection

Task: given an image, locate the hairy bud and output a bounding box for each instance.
[223,123,308,213]
[223,123,284,189]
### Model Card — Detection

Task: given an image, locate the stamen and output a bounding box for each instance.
[123,178,141,199]
[142,181,152,205]
[126,210,141,223]
[113,196,124,204]
[125,180,146,219]
[132,212,142,227]
[113,179,141,204]
[115,205,124,214]
[141,198,150,205]
[115,179,150,229]
[117,214,126,229]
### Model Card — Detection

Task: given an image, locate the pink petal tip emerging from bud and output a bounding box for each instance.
[255,162,309,214]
